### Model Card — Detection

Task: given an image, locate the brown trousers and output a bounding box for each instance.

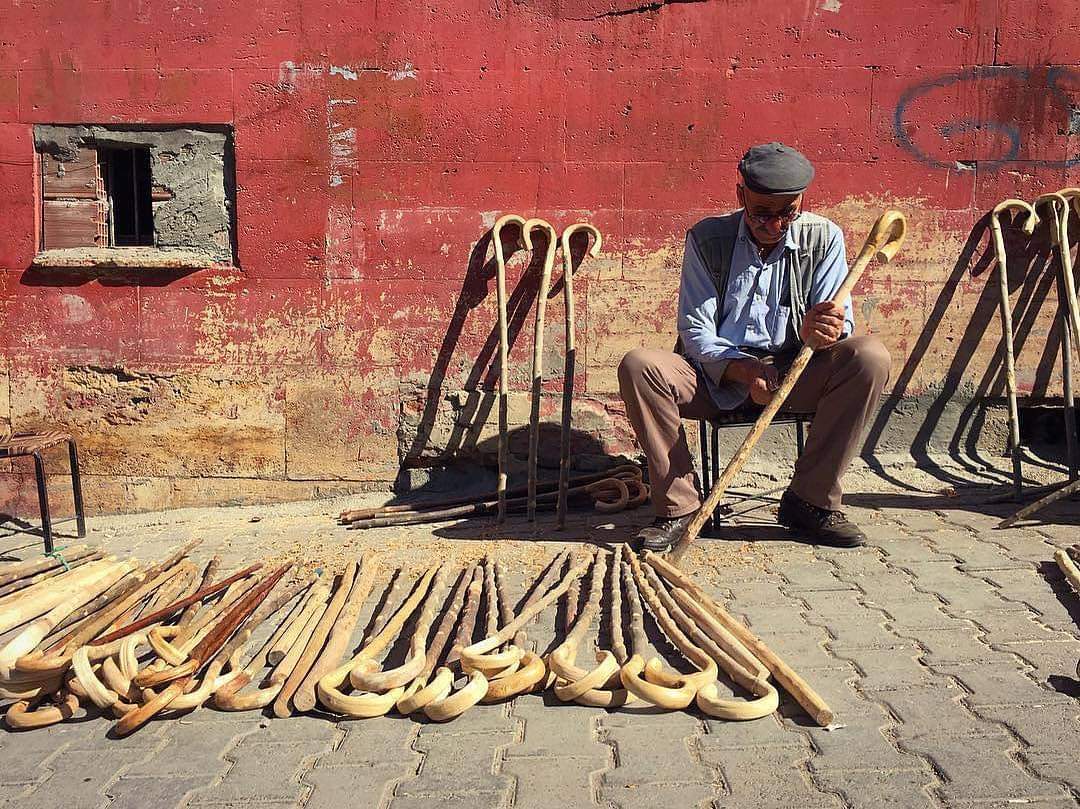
[617,336,890,517]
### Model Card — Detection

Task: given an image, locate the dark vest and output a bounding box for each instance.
[686,210,833,348]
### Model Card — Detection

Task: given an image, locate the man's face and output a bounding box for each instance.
[736,184,803,247]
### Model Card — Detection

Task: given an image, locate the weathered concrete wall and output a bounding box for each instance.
[0,0,1077,515]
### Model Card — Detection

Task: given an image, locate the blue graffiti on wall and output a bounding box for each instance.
[893,66,1080,169]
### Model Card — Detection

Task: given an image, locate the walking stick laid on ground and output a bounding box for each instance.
[645,552,834,726]
[668,210,908,560]
[492,214,528,524]
[523,218,558,523]
[556,223,602,529]
[989,199,1040,499]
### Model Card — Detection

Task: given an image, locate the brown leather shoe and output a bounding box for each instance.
[777,490,866,548]
[630,512,696,554]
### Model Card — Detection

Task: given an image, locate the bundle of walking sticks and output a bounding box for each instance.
[338,464,649,528]
[0,542,833,735]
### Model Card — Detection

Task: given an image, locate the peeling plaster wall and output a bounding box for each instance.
[0,0,1077,515]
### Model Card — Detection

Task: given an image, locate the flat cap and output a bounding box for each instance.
[738,142,814,194]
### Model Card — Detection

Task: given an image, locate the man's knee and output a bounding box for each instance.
[617,348,656,392]
[843,335,891,387]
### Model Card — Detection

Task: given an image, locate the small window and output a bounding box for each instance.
[34,125,236,267]
[100,145,154,247]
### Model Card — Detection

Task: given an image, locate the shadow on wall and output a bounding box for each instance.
[862,210,1072,492]
[397,223,623,495]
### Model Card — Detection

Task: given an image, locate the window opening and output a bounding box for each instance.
[100,146,154,247]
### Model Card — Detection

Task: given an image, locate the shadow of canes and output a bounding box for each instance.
[398,223,544,486]
[860,209,1064,492]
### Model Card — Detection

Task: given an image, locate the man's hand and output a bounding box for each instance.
[800,302,845,350]
[724,358,780,406]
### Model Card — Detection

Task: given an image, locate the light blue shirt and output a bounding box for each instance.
[677,213,854,409]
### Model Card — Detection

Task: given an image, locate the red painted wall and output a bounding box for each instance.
[0,0,1077,514]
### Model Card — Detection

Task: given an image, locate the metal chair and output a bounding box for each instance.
[697,407,811,533]
[0,431,86,554]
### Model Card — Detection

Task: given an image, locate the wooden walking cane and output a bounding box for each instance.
[550,551,623,703]
[113,565,289,736]
[523,217,559,523]
[396,564,475,713]
[493,214,528,524]
[669,210,908,560]
[998,192,1080,526]
[990,199,1040,499]
[556,223,602,529]
[644,552,834,725]
[481,551,571,702]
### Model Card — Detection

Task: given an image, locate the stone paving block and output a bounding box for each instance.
[701,742,840,809]
[0,722,99,786]
[873,539,955,565]
[727,578,797,606]
[415,702,515,736]
[702,712,808,749]
[805,715,924,773]
[976,701,1080,750]
[865,684,1007,741]
[599,779,715,808]
[931,662,1076,708]
[776,564,857,592]
[506,701,605,760]
[832,642,943,695]
[974,532,1058,564]
[953,543,1032,572]
[900,732,1067,804]
[502,755,600,809]
[250,714,339,743]
[1019,749,1080,794]
[318,718,418,767]
[778,664,880,722]
[813,548,892,579]
[389,795,504,809]
[897,627,1001,665]
[753,630,836,671]
[304,762,404,809]
[969,610,1069,644]
[996,639,1080,680]
[13,747,149,809]
[598,712,712,787]
[812,767,938,809]
[187,739,331,805]
[878,599,965,634]
[851,575,934,606]
[105,775,208,809]
[396,727,515,798]
[122,717,260,778]
[891,511,958,533]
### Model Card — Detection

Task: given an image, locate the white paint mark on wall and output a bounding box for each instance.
[60,294,93,325]
[330,65,359,80]
[820,0,841,11]
[389,62,418,81]
[327,98,358,188]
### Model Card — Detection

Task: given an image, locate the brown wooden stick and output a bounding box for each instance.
[524,217,558,523]
[292,557,380,713]
[92,563,263,646]
[0,544,94,588]
[339,465,643,523]
[644,551,833,726]
[0,549,104,599]
[556,223,602,529]
[999,477,1080,529]
[272,564,359,717]
[266,581,327,666]
[114,564,288,736]
[670,210,907,558]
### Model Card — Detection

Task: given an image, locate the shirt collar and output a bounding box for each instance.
[736,210,801,252]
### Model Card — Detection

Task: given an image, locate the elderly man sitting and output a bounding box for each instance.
[618,142,890,553]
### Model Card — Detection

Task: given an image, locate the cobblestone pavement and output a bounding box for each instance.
[1,479,1078,809]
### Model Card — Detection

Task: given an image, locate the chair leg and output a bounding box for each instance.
[698,421,711,497]
[31,451,54,555]
[68,440,87,538]
[709,425,720,533]
[796,420,806,459]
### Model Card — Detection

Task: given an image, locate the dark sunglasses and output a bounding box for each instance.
[744,209,802,226]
